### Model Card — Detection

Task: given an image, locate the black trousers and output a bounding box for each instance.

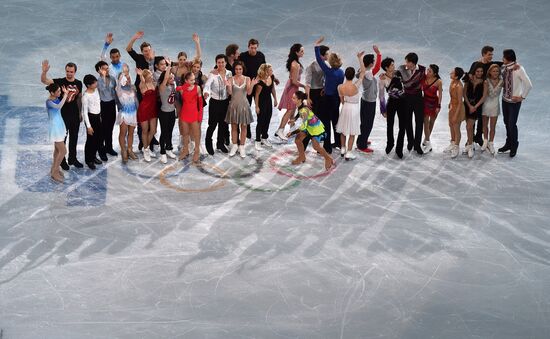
[404,94,424,149]
[394,99,411,153]
[318,94,340,152]
[61,113,80,162]
[309,88,322,114]
[357,99,376,149]
[386,98,403,147]
[85,113,102,163]
[255,108,272,141]
[100,100,116,154]
[206,98,230,148]
[158,109,176,154]
[502,100,521,150]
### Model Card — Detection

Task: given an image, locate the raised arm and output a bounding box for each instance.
[372,45,382,75]
[314,36,330,72]
[159,69,170,92]
[246,77,257,96]
[48,86,70,109]
[135,68,146,93]
[192,33,201,61]
[137,68,146,83]
[116,73,125,97]
[101,33,113,61]
[126,31,144,53]
[41,60,54,85]
[356,51,367,82]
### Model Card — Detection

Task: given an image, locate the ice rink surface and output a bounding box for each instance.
[1,0,550,338]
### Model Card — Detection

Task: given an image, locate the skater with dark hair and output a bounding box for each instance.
[81,74,103,169]
[275,43,305,140]
[41,60,83,170]
[398,52,425,155]
[498,49,532,158]
[45,83,70,182]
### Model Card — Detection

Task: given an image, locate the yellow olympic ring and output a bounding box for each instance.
[159,162,227,193]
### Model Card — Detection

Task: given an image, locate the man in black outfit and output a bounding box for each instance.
[397,53,425,155]
[238,39,281,141]
[126,31,163,152]
[238,39,265,140]
[41,60,84,169]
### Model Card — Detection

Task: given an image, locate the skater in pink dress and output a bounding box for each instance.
[275,43,305,141]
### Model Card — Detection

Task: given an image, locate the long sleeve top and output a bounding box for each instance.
[203,70,232,100]
[97,75,117,102]
[398,64,426,96]
[315,46,344,96]
[81,90,101,128]
[378,73,405,114]
[502,63,532,103]
[358,53,382,102]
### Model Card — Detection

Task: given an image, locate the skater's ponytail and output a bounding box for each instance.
[429,64,440,79]
[46,83,59,93]
[454,67,465,81]
[295,90,307,109]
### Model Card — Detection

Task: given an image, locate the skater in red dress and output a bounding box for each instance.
[421,64,442,152]
[176,71,203,163]
[136,68,158,162]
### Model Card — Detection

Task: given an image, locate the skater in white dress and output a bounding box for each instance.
[481,64,503,154]
[336,51,367,160]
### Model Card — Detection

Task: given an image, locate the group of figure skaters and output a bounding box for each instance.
[42,32,532,183]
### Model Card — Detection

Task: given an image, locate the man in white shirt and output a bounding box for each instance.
[203,54,232,155]
[498,49,532,158]
[81,74,103,169]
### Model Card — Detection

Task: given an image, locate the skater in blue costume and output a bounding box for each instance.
[46,83,70,182]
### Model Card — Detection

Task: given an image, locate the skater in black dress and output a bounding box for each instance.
[254,63,278,150]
